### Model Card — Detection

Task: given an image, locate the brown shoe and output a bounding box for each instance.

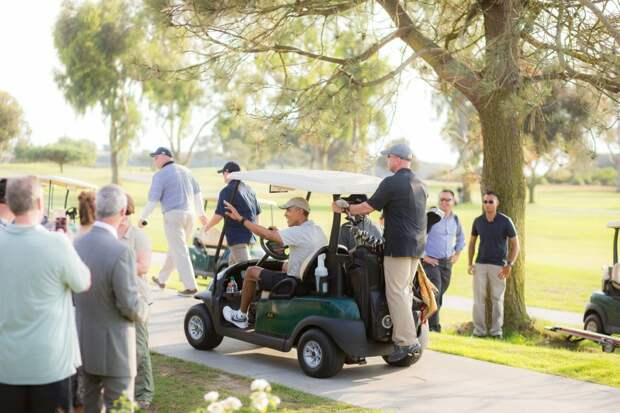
[151,276,165,289]
[177,288,198,297]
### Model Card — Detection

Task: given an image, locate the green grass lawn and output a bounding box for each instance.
[149,352,382,412]
[1,162,618,314]
[428,307,620,388]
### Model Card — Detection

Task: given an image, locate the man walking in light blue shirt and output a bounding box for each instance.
[422,189,465,332]
[0,176,91,413]
[139,147,207,296]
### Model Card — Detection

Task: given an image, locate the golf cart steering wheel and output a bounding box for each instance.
[260,236,289,261]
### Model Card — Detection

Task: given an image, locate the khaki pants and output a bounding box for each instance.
[228,243,250,266]
[383,256,419,347]
[135,311,154,404]
[158,210,197,290]
[472,263,506,336]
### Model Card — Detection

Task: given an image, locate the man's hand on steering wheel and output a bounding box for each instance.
[223,200,242,222]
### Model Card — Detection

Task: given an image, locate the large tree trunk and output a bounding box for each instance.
[477,0,530,331]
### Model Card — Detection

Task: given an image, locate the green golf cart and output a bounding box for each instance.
[547,221,620,352]
[183,169,430,378]
[189,195,276,278]
[583,221,620,336]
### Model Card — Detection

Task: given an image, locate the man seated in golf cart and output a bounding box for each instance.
[221,196,327,328]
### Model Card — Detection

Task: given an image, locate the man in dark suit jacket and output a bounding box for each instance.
[74,185,148,412]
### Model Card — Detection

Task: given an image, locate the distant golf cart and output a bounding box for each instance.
[39,175,97,231]
[189,195,277,278]
[184,169,431,378]
[547,221,620,352]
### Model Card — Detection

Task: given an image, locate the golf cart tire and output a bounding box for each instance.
[297,328,345,378]
[584,313,604,334]
[184,304,223,350]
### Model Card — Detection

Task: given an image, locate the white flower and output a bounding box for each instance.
[207,401,226,413]
[251,378,271,392]
[251,391,270,412]
[221,396,243,411]
[269,395,281,409]
[204,391,220,404]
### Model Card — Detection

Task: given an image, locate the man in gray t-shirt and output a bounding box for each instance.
[221,197,327,329]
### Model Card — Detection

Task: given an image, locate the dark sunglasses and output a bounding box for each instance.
[483,200,495,204]
[439,198,452,202]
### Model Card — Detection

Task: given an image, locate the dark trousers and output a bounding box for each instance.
[0,376,73,413]
[422,258,453,332]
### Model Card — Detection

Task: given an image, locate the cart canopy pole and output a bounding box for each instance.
[213,180,241,271]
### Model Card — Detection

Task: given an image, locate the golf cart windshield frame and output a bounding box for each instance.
[39,175,97,216]
[607,222,620,265]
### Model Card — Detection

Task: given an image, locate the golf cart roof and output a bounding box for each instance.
[229,169,382,195]
[39,175,97,191]
[608,221,620,229]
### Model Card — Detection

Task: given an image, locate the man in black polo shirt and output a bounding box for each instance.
[332,143,427,363]
[467,191,520,338]
[203,162,261,265]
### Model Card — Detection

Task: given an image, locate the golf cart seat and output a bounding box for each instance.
[607,263,620,295]
[194,227,227,249]
[268,245,349,299]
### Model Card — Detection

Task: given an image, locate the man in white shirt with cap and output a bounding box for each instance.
[221,196,327,328]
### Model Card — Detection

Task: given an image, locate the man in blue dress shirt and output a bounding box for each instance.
[422,189,465,332]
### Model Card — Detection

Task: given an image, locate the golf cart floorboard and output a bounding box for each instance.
[220,326,289,352]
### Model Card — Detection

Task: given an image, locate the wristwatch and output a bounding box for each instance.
[239,217,246,225]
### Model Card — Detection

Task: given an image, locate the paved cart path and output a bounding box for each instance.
[148,287,620,413]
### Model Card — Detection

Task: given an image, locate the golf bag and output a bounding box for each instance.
[347,246,392,342]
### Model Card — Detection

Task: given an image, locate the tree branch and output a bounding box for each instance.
[524,69,620,94]
[576,0,620,46]
[377,0,481,105]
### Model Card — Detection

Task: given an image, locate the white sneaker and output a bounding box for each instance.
[223,306,248,329]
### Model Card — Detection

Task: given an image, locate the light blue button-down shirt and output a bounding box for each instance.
[424,213,465,259]
[148,162,201,213]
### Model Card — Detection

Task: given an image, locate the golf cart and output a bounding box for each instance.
[190,195,277,278]
[39,175,98,231]
[583,221,620,336]
[546,221,620,352]
[183,169,430,378]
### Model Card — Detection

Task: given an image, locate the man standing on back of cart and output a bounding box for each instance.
[202,161,261,266]
[139,147,208,297]
[332,143,427,363]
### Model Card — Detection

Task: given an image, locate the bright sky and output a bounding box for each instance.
[0,1,457,165]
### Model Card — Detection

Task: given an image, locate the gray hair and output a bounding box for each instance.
[6,176,41,215]
[96,185,127,218]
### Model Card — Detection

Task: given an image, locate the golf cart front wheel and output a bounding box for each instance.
[297,329,344,378]
[584,313,604,334]
[184,304,223,350]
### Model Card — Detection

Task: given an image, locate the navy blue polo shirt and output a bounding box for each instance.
[215,180,261,246]
[367,168,427,257]
[471,213,517,266]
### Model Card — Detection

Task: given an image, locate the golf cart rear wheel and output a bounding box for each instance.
[584,313,604,334]
[184,304,223,350]
[382,349,423,367]
[297,329,344,378]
